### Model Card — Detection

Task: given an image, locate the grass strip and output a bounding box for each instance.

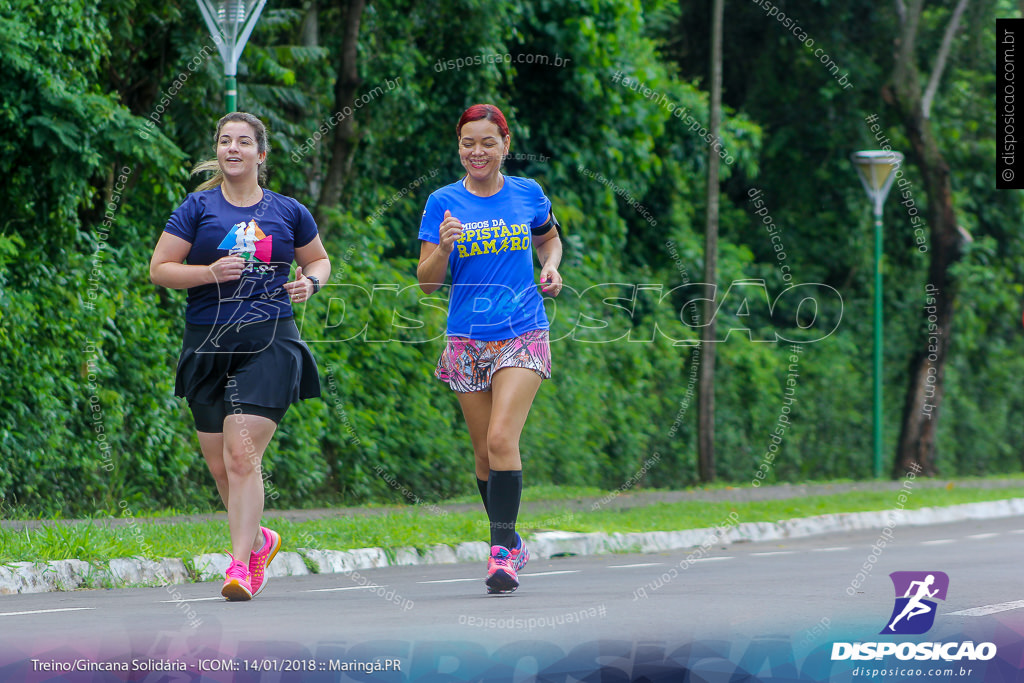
[1,485,1022,565]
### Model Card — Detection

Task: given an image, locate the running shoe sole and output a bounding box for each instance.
[221,578,253,601]
[486,569,519,594]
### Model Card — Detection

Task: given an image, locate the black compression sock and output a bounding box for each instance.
[477,478,489,515]
[487,469,522,549]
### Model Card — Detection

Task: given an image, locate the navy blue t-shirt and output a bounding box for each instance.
[418,176,552,341]
[164,188,318,325]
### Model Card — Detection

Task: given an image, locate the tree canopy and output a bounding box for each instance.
[0,0,1018,516]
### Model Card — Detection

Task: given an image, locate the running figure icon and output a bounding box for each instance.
[881,571,949,635]
[888,574,938,631]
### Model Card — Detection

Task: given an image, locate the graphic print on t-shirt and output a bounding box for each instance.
[453,218,532,258]
[217,219,274,264]
[206,218,283,335]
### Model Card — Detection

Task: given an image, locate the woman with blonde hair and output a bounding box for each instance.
[151,112,330,600]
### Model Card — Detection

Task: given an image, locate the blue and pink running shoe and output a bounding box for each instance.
[509,532,529,572]
[486,545,519,594]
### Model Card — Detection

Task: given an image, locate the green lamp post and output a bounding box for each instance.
[851,149,904,479]
[196,0,266,112]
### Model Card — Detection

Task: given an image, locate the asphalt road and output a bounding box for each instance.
[1,516,1021,681]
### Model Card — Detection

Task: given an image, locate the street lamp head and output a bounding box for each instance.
[196,0,267,77]
[196,0,267,112]
[851,149,904,215]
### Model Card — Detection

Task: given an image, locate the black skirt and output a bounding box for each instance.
[174,317,320,409]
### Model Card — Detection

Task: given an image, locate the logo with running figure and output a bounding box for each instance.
[217,219,273,263]
[881,571,949,635]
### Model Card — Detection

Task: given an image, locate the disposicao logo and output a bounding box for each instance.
[882,570,948,635]
[831,571,997,663]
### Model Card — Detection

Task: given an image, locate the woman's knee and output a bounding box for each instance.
[486,427,518,460]
[207,458,229,486]
[223,441,261,478]
[474,448,490,469]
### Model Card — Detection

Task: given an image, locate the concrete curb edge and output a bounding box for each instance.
[2,498,1021,595]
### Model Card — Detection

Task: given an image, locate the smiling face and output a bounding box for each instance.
[458,118,509,185]
[216,121,266,181]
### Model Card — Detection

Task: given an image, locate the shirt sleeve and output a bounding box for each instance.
[530,179,553,229]
[293,200,319,248]
[417,191,444,244]
[164,193,200,243]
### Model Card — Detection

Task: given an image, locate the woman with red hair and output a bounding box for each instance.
[417,103,563,594]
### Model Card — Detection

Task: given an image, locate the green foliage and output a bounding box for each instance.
[0,0,1019,517]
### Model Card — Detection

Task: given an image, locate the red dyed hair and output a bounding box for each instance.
[456,104,510,139]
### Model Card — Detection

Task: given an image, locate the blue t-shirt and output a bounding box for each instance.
[418,175,552,340]
[164,188,318,325]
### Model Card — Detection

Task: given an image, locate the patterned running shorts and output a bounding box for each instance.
[435,329,551,393]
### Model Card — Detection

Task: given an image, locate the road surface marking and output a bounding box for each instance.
[419,570,580,585]
[158,597,223,603]
[812,547,850,552]
[751,551,795,557]
[0,607,96,617]
[920,539,955,545]
[966,533,999,540]
[949,600,1024,617]
[305,585,387,593]
[608,563,664,568]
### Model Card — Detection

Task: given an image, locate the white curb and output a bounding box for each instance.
[2,498,1022,595]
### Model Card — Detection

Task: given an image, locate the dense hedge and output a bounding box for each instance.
[1,0,1021,516]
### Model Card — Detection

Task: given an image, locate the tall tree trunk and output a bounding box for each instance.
[300,1,322,202]
[884,0,971,477]
[315,0,366,223]
[697,0,724,483]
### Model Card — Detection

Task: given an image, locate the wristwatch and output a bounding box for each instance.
[307,275,321,294]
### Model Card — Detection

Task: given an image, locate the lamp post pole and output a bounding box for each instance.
[851,150,903,478]
[226,74,238,114]
[872,203,883,479]
[196,0,267,113]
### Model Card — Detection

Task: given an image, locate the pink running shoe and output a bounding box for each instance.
[221,556,253,601]
[485,545,519,594]
[509,533,529,572]
[248,527,282,597]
